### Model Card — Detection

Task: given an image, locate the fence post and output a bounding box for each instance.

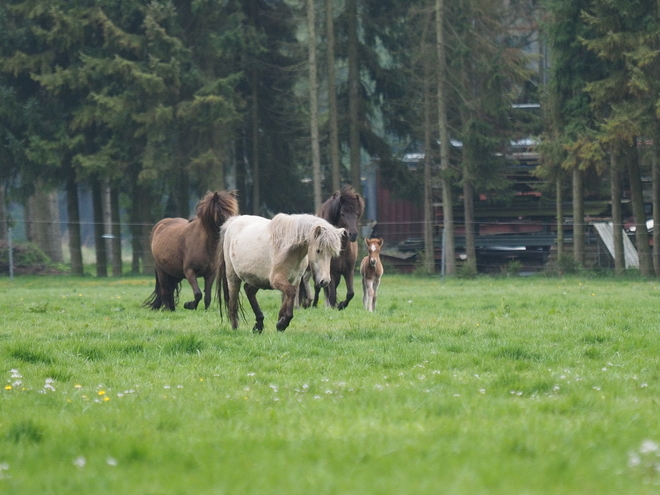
[8,227,14,280]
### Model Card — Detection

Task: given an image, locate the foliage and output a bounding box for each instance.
[456,259,478,279]
[0,275,660,493]
[499,259,523,277]
[0,241,67,275]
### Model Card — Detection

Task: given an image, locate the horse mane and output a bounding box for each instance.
[317,184,365,226]
[196,190,239,248]
[269,214,342,264]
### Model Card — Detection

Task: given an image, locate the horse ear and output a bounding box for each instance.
[364,237,371,247]
[377,238,384,246]
[313,225,323,239]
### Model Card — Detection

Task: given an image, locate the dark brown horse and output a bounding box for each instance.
[305,185,364,310]
[144,190,239,311]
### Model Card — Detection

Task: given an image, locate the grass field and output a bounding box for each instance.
[1,273,660,494]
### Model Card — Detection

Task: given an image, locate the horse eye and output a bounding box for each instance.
[316,249,321,254]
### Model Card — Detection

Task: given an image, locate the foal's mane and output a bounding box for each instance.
[318,185,365,226]
[269,214,342,264]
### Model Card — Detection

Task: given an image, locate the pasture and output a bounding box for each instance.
[1,274,660,494]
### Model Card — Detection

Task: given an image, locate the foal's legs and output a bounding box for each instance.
[183,268,203,310]
[363,279,375,312]
[362,276,370,311]
[371,276,380,311]
[244,283,264,334]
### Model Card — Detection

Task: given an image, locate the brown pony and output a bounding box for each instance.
[144,190,238,311]
[306,184,365,310]
[360,238,384,312]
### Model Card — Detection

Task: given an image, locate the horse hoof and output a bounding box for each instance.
[337,302,347,311]
[183,302,195,310]
[276,319,289,332]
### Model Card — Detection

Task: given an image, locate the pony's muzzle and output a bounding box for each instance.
[348,232,358,242]
[369,258,377,267]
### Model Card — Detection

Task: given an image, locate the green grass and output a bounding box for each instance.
[1,274,660,494]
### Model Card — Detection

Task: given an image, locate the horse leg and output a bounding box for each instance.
[326,278,338,308]
[183,268,203,310]
[362,276,369,311]
[271,274,296,331]
[226,273,242,330]
[337,270,355,311]
[156,269,177,311]
[372,277,380,312]
[202,273,214,310]
[297,268,313,309]
[312,285,321,307]
[244,283,264,334]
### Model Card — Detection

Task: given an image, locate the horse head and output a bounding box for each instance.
[365,238,383,267]
[321,185,364,243]
[308,222,344,288]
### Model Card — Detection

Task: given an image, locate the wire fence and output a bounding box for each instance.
[0,217,641,277]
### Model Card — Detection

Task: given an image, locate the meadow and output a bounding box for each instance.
[1,273,660,494]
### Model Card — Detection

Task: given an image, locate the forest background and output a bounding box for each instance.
[1,0,660,278]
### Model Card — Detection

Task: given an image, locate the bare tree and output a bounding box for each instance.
[610,150,624,275]
[423,39,435,274]
[308,0,322,210]
[326,0,341,193]
[347,0,361,193]
[436,0,454,275]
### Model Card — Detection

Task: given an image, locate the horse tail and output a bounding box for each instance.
[216,226,229,319]
[216,246,228,319]
[143,271,181,310]
[216,221,245,324]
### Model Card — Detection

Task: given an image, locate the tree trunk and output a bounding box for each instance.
[626,139,652,276]
[103,181,113,271]
[347,0,361,193]
[653,122,660,276]
[308,0,322,210]
[110,185,122,277]
[251,65,260,215]
[326,0,341,193]
[66,175,84,276]
[130,181,142,275]
[249,0,261,215]
[555,175,564,265]
[610,151,624,275]
[138,184,155,276]
[91,177,108,277]
[26,183,63,263]
[572,167,585,267]
[0,185,7,241]
[463,176,476,266]
[436,0,454,275]
[423,49,435,274]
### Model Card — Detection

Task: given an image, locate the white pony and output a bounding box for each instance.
[217,214,344,332]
